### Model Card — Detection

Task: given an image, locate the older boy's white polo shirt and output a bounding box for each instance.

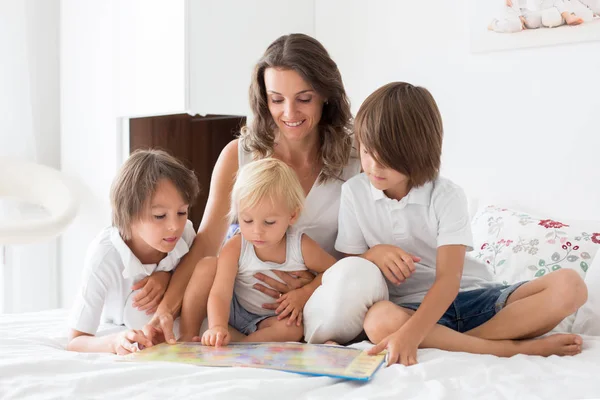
[335,173,494,304]
[69,220,196,335]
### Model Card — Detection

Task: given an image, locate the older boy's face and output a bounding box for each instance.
[132,178,189,256]
[360,144,410,201]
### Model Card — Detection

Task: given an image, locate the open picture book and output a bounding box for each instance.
[123,342,386,381]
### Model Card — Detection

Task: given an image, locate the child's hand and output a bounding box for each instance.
[201,326,231,347]
[368,328,421,367]
[113,329,153,355]
[364,244,421,286]
[143,310,176,345]
[506,0,513,6]
[131,271,172,314]
[276,288,310,327]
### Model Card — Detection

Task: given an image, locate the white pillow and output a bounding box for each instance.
[471,205,600,285]
[471,205,600,333]
[572,253,600,335]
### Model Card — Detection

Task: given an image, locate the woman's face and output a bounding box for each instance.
[264,67,326,143]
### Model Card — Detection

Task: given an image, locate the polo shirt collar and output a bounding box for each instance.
[110,228,191,279]
[370,180,433,205]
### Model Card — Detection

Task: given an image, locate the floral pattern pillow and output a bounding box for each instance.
[471,205,600,286]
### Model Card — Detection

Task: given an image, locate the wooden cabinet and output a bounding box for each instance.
[129,113,246,230]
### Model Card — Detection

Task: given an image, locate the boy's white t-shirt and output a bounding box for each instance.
[335,174,494,304]
[69,220,196,335]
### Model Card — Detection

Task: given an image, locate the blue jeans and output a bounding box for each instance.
[398,282,527,333]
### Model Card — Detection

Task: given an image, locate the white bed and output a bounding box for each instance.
[1,309,600,399]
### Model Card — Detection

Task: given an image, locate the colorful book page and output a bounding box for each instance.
[123,342,385,381]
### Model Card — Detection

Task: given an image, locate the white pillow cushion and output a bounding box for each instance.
[471,205,600,333]
[471,205,600,285]
[572,253,600,335]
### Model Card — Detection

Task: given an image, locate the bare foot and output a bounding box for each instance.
[519,16,528,30]
[564,13,584,25]
[518,334,582,357]
[324,340,341,346]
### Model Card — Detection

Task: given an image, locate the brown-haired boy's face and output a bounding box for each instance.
[130,178,189,257]
[360,144,410,201]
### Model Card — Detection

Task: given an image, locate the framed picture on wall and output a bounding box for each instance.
[469,0,600,52]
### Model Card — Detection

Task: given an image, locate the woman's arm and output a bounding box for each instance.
[143,140,239,342]
[196,139,241,259]
[296,235,336,294]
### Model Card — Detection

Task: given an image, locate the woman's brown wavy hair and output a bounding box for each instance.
[239,33,353,183]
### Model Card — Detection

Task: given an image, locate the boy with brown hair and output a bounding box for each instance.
[335,82,587,366]
[67,149,214,354]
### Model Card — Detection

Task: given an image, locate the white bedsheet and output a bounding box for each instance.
[1,309,600,400]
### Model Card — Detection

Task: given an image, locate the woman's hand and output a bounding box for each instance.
[275,288,311,326]
[253,270,315,311]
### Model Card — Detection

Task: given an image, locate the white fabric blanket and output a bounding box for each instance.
[1,309,600,399]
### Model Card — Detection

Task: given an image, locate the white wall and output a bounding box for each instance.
[60,0,186,307]
[58,0,599,308]
[0,0,61,313]
[315,0,600,221]
[188,0,315,116]
[114,0,186,117]
[59,0,314,307]
[0,0,37,161]
[25,0,61,169]
[60,0,117,308]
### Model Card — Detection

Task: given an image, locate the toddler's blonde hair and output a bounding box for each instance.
[230,158,305,223]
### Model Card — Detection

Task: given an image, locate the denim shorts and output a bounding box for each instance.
[228,293,271,336]
[399,282,528,333]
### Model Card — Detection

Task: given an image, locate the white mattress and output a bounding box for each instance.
[2,309,600,399]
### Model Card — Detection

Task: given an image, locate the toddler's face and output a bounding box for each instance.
[238,197,298,250]
[131,178,189,255]
[360,143,409,198]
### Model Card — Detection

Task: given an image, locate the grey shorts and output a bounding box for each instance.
[228,293,272,335]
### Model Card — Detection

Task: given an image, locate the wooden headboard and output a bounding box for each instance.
[129,113,246,230]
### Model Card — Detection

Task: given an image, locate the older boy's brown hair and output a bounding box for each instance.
[355,82,443,188]
[110,149,200,240]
